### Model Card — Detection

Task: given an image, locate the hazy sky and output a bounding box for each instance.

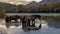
[0,0,42,5]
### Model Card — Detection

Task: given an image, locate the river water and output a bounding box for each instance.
[1,13,60,34]
[0,22,60,34]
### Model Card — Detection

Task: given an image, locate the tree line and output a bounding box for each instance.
[0,2,60,18]
[18,2,60,13]
[6,2,60,13]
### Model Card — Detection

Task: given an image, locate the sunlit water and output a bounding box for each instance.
[0,19,60,34]
[0,23,60,34]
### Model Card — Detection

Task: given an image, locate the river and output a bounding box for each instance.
[0,20,60,34]
[0,13,60,34]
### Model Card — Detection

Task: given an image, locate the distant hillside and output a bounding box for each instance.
[0,2,17,8]
[0,2,17,13]
[19,2,60,13]
[39,0,60,4]
[26,1,38,6]
[26,0,60,6]
[0,1,60,13]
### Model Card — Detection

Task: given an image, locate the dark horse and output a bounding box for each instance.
[6,15,22,28]
[22,16,31,32]
[22,15,41,32]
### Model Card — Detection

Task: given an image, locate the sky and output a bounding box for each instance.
[0,0,42,5]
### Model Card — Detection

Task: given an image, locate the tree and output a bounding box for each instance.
[0,5,6,19]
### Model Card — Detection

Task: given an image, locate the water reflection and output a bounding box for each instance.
[0,22,60,34]
[47,20,60,28]
[0,17,60,34]
[0,25,7,34]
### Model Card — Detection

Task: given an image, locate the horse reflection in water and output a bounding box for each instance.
[6,15,41,32]
[22,15,41,32]
[6,15,22,28]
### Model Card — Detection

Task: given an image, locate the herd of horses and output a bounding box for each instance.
[6,15,41,31]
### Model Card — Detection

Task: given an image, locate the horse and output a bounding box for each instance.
[5,15,22,28]
[22,15,41,32]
